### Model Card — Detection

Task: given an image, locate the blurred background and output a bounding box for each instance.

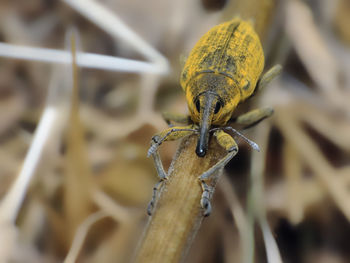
[0,0,349,262]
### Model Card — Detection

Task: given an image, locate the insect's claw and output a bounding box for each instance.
[252,141,260,152]
[246,138,260,152]
[147,200,155,215]
[200,182,212,217]
[201,197,212,217]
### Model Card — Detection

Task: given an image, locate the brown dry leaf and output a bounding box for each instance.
[63,37,95,244]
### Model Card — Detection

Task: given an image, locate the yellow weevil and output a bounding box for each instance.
[147,18,281,216]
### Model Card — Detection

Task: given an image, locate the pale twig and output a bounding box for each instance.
[92,190,131,223]
[250,122,283,263]
[62,0,169,73]
[65,190,133,262]
[64,211,108,263]
[0,64,73,224]
[0,108,57,223]
[260,217,283,263]
[219,175,249,263]
[0,0,170,74]
[0,43,164,74]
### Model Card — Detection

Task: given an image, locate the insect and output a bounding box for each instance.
[147,18,281,216]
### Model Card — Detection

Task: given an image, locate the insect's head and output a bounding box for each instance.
[185,74,241,157]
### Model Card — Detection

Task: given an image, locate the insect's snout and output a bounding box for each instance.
[196,142,207,157]
[195,92,220,157]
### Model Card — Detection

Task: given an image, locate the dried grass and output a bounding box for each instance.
[0,0,349,262]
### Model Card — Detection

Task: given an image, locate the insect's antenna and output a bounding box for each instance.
[223,127,260,152]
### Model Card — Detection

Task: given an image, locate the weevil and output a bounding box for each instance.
[147,18,281,216]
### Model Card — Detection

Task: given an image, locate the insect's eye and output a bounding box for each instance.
[195,100,201,112]
[214,101,221,114]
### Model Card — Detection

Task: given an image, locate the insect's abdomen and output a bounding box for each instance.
[180,18,264,101]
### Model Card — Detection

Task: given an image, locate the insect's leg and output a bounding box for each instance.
[256,64,282,92]
[234,107,274,129]
[162,112,192,126]
[147,125,196,157]
[199,130,238,216]
[147,125,196,215]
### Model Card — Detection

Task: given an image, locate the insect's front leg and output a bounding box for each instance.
[147,125,196,215]
[199,130,238,216]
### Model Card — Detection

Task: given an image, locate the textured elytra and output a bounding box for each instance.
[180,18,265,125]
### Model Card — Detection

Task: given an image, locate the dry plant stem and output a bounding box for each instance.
[63,32,94,244]
[223,0,278,40]
[134,135,226,263]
